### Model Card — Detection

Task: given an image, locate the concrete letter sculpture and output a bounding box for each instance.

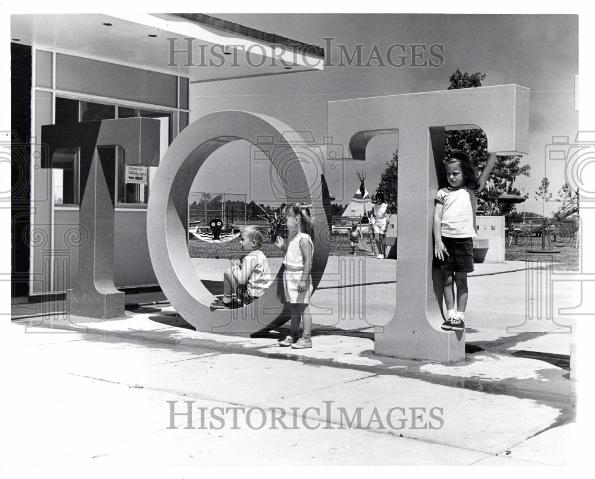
[42,118,161,318]
[146,111,330,333]
[328,85,529,361]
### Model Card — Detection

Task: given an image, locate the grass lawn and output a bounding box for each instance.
[505,239,580,271]
[189,232,580,271]
[188,232,376,259]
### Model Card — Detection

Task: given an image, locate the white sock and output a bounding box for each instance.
[456,311,465,320]
[447,309,456,319]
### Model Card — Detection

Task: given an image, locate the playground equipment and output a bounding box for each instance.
[328,84,529,362]
[144,86,528,361]
[45,86,529,363]
[509,203,579,251]
[146,111,330,333]
[187,192,246,243]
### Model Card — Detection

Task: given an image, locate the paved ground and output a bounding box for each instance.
[5,322,575,474]
[8,257,581,471]
[191,257,578,353]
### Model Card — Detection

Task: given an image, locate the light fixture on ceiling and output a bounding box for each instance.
[284,66,292,70]
[102,22,113,27]
[148,34,157,38]
[12,38,21,42]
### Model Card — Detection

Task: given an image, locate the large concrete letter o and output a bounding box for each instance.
[147,111,330,334]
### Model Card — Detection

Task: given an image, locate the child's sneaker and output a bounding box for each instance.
[449,317,465,331]
[441,318,453,331]
[291,337,312,349]
[278,335,295,347]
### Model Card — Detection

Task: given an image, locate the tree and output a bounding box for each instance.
[534,177,553,203]
[375,149,399,214]
[330,203,345,216]
[447,69,486,89]
[254,202,286,242]
[446,70,530,216]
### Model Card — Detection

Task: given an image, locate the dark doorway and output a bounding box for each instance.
[11,42,32,298]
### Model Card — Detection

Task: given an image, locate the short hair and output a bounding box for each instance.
[244,227,264,248]
[375,193,385,203]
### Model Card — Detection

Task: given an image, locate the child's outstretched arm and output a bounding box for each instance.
[433,202,448,261]
[298,238,313,292]
[476,152,498,192]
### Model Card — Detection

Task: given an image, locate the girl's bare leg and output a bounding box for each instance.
[454,272,468,312]
[379,233,386,256]
[299,304,312,338]
[442,270,455,311]
[376,235,382,255]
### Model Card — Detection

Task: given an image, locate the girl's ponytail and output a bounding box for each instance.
[286,202,315,239]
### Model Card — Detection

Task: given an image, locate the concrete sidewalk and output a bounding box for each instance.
[192,257,578,348]
[12,258,577,404]
[6,322,575,471]
[9,257,577,469]
[15,258,577,359]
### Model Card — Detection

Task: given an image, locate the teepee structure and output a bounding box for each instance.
[342,172,373,220]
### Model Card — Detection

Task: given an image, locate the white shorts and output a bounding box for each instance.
[283,269,312,304]
[373,220,387,235]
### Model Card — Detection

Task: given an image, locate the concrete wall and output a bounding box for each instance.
[476,216,506,263]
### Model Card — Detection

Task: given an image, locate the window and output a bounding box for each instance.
[52,98,174,207]
[52,149,79,206]
[179,111,188,133]
[55,97,79,124]
[116,148,149,207]
[80,101,115,121]
[117,106,138,118]
[114,110,169,207]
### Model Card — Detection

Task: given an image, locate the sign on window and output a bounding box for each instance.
[125,165,148,184]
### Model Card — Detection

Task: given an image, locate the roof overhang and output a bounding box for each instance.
[11,13,325,82]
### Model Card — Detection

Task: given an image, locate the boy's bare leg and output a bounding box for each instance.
[454,272,468,312]
[222,268,238,304]
[441,270,455,312]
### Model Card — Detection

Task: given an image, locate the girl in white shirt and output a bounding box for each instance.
[433,150,497,332]
[276,202,314,349]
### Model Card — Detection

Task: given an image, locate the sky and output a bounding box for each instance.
[187,14,578,215]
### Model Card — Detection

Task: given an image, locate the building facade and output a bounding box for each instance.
[10,13,324,299]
